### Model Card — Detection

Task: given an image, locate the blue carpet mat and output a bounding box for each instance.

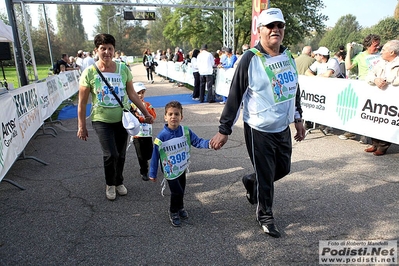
[57,94,202,120]
[146,93,201,108]
[58,104,91,120]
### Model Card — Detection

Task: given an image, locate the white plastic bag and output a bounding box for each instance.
[122,110,140,136]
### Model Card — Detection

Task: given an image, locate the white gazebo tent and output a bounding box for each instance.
[0,19,14,89]
[0,19,13,43]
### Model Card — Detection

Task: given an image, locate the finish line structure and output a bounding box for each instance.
[4,0,235,87]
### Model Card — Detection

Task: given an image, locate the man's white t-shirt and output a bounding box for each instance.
[197,50,215,75]
[309,58,341,77]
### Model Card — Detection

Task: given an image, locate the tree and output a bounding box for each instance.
[147,8,174,53]
[362,17,399,44]
[319,14,362,52]
[234,0,253,51]
[56,5,86,57]
[271,0,328,46]
[160,0,329,51]
[395,0,399,20]
[94,6,136,53]
[31,5,61,65]
[123,21,148,56]
[0,11,8,23]
[163,1,223,52]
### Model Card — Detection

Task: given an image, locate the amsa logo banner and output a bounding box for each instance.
[298,75,399,144]
[0,92,23,181]
[319,240,397,265]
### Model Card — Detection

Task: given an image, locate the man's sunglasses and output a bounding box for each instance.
[264,22,285,29]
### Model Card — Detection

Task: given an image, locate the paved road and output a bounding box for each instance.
[1,64,398,265]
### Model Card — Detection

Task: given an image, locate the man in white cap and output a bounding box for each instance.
[305,46,341,133]
[305,46,341,78]
[76,50,85,71]
[210,8,305,238]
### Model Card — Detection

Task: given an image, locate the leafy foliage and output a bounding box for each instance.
[271,0,328,46]
[56,5,86,57]
[319,14,362,52]
[362,17,399,45]
[147,8,174,53]
[151,0,328,53]
[93,6,148,56]
[162,1,223,52]
[234,0,253,51]
[124,21,148,56]
[7,0,399,67]
[31,6,61,65]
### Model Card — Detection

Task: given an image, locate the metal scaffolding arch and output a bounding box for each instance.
[6,0,235,86]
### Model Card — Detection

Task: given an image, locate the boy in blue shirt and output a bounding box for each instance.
[149,101,210,227]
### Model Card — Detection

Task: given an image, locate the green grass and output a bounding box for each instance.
[3,65,53,88]
[2,64,76,120]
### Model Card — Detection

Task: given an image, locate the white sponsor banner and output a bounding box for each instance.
[155,60,168,77]
[299,75,399,144]
[168,62,184,83]
[61,70,79,99]
[183,63,194,86]
[154,61,194,86]
[0,92,23,181]
[215,67,235,97]
[46,75,64,116]
[1,71,81,181]
[35,81,52,121]
[319,240,397,264]
[137,62,399,145]
[9,84,42,151]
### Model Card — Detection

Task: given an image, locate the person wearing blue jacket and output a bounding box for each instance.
[149,101,210,227]
[218,47,238,104]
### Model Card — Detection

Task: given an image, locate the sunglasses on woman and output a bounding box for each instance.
[264,22,285,29]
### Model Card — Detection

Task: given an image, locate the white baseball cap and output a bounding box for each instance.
[133,82,147,93]
[313,47,330,56]
[257,8,285,28]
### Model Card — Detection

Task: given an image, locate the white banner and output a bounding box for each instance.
[1,71,79,181]
[215,68,235,97]
[59,70,79,99]
[0,92,23,180]
[155,61,194,86]
[8,84,42,151]
[155,60,168,77]
[36,81,52,121]
[46,75,64,116]
[168,61,183,83]
[183,63,194,86]
[299,75,399,144]
[151,62,399,145]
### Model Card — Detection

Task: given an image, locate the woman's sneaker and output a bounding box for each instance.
[116,184,127,196]
[106,185,116,200]
[169,211,181,227]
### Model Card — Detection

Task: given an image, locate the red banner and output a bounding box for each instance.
[250,0,269,47]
